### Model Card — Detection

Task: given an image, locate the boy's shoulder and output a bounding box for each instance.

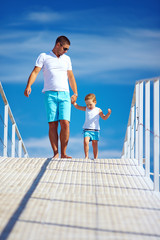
[95,107,101,111]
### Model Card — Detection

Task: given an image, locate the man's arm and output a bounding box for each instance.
[24,66,41,97]
[68,70,78,104]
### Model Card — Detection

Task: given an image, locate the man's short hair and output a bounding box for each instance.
[56,36,70,46]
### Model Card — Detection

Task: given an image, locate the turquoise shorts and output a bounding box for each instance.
[44,91,71,122]
[83,130,100,142]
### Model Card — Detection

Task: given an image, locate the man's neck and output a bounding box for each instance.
[52,48,60,58]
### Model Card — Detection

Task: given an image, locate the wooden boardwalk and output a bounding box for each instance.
[0,156,160,240]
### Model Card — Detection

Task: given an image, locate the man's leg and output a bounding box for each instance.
[60,120,71,158]
[84,137,90,159]
[92,140,98,159]
[49,121,59,158]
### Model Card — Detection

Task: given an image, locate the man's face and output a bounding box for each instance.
[57,42,70,56]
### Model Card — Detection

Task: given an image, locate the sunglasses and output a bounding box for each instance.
[60,43,69,51]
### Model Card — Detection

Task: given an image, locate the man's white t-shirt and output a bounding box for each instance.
[35,51,72,92]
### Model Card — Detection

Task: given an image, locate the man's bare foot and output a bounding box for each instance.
[61,155,72,159]
[85,156,88,159]
[52,153,59,159]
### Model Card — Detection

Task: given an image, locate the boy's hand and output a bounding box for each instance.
[108,108,111,114]
[71,101,77,105]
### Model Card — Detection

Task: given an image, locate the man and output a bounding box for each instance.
[24,36,78,159]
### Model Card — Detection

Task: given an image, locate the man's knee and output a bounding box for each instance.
[60,120,70,130]
[49,121,58,130]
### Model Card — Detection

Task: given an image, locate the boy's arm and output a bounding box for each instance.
[73,102,86,111]
[99,108,111,120]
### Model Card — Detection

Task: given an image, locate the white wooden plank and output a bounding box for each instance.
[0,157,160,240]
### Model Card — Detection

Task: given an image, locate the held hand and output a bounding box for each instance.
[73,102,77,106]
[71,94,77,104]
[24,87,31,97]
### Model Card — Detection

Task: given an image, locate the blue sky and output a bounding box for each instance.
[0,0,160,158]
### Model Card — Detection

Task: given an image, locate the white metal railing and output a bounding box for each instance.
[121,77,160,191]
[0,82,29,158]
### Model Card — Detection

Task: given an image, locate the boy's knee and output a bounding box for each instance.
[92,140,98,145]
[84,137,89,144]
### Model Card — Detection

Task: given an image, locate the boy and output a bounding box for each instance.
[73,93,111,159]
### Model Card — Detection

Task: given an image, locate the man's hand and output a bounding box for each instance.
[24,87,31,97]
[71,94,77,104]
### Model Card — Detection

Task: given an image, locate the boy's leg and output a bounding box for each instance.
[92,140,98,159]
[84,137,90,159]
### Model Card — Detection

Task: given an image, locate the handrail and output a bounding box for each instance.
[135,76,160,84]
[0,82,29,158]
[121,77,160,191]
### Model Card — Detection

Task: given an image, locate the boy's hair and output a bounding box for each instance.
[56,36,70,46]
[85,93,97,103]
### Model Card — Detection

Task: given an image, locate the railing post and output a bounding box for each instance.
[18,139,22,158]
[127,125,131,158]
[3,104,8,157]
[145,81,150,178]
[122,77,160,191]
[11,123,16,157]
[131,106,135,159]
[135,83,139,160]
[154,79,159,191]
[139,81,143,166]
[123,139,127,159]
[0,81,29,158]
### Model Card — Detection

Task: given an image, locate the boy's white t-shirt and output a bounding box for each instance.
[35,51,72,92]
[83,107,100,130]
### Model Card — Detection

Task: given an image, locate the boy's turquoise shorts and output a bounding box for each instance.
[44,91,71,122]
[83,130,100,142]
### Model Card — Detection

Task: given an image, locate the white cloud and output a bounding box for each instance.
[125,28,160,39]
[0,8,160,84]
[24,134,121,159]
[1,29,160,83]
[98,150,121,158]
[23,8,105,25]
[25,136,50,148]
[26,11,63,23]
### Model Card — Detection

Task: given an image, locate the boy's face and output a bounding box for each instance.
[85,99,96,110]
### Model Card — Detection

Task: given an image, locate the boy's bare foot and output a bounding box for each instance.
[52,153,59,159]
[85,156,88,159]
[61,155,72,159]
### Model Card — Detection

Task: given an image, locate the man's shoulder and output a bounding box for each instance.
[36,52,52,66]
[39,51,51,57]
